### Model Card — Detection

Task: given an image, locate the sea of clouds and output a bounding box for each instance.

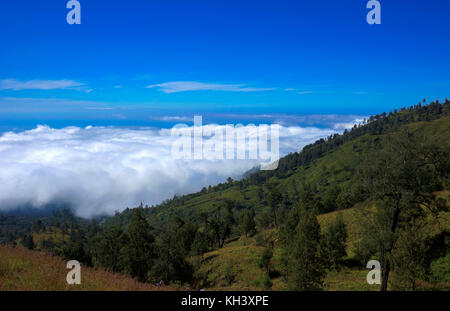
[0,121,358,218]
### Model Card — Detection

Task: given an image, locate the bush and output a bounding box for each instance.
[430,253,450,283]
[224,261,237,285]
[260,272,272,290]
[321,214,347,270]
[258,246,273,273]
[255,233,267,247]
[193,270,210,289]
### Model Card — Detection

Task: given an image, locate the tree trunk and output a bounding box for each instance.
[381,260,390,291]
[381,204,401,291]
[271,207,278,229]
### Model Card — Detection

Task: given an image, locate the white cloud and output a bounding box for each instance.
[158,116,193,122]
[0,79,85,91]
[283,88,314,95]
[0,97,112,114]
[147,81,275,93]
[333,118,365,130]
[0,123,338,218]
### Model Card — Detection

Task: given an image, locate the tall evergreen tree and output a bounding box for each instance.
[125,208,156,282]
[265,183,282,228]
[151,221,194,284]
[281,205,325,290]
[94,226,128,273]
[22,233,35,250]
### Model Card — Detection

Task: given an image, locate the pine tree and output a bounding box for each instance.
[94,226,128,273]
[265,183,282,228]
[284,206,325,290]
[151,223,194,284]
[125,208,156,282]
[22,233,35,250]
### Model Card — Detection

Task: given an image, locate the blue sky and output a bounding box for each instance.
[1,0,449,130]
[0,0,449,215]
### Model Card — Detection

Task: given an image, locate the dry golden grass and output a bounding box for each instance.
[0,245,169,291]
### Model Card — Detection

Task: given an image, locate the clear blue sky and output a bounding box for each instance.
[0,0,449,129]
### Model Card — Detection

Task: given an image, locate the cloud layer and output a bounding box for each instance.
[147,81,275,93]
[0,79,85,91]
[0,123,348,218]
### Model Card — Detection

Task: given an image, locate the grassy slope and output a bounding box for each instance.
[0,245,170,291]
[139,115,450,228]
[191,116,450,291]
[102,115,449,290]
[196,201,450,291]
[194,208,375,291]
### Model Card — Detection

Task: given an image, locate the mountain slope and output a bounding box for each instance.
[0,245,170,291]
[2,100,449,291]
[105,100,450,230]
[194,191,450,291]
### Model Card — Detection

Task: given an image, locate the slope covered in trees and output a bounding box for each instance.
[1,99,449,290]
[99,100,449,290]
[105,99,450,230]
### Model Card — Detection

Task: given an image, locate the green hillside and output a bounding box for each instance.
[194,195,450,291]
[105,100,450,230]
[3,100,449,291]
[98,100,449,291]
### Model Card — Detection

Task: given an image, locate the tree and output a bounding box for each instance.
[22,233,35,250]
[125,208,156,282]
[390,220,430,290]
[209,199,235,248]
[151,226,194,284]
[191,230,210,256]
[281,205,325,290]
[258,245,273,274]
[321,214,347,269]
[255,208,274,230]
[224,260,238,285]
[32,219,45,233]
[321,184,341,213]
[94,226,128,273]
[175,219,198,254]
[239,209,256,237]
[358,130,449,291]
[260,272,273,290]
[265,183,282,228]
[61,240,92,266]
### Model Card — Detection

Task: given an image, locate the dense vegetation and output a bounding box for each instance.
[1,99,449,290]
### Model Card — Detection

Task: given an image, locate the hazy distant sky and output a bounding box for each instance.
[0,1,449,216]
[0,0,449,128]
